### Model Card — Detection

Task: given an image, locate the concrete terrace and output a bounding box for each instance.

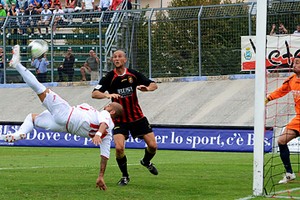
[0,74,293,127]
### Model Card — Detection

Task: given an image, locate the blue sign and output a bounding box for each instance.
[0,124,273,152]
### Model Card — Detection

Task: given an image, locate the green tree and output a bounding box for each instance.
[133,0,251,77]
[163,0,249,76]
[169,0,221,7]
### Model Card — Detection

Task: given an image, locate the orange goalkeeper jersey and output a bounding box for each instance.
[268,74,300,131]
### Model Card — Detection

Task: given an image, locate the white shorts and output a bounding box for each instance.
[42,90,72,124]
[35,110,67,132]
[35,90,71,132]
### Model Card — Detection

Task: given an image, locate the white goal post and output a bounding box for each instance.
[253,0,267,196]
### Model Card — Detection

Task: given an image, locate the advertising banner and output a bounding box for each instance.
[0,124,273,152]
[241,35,300,71]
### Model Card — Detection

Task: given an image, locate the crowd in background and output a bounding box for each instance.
[270,22,300,35]
[0,0,132,35]
[0,0,133,83]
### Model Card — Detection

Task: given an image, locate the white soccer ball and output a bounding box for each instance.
[28,39,48,58]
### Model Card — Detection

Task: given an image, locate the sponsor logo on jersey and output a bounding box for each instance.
[128,76,133,83]
[117,87,133,97]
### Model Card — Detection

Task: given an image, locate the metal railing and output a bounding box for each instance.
[103,1,127,71]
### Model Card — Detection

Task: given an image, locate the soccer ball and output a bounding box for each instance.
[28,39,48,58]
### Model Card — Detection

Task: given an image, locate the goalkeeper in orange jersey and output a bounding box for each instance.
[265,56,300,184]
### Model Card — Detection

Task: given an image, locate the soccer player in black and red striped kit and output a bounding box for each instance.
[92,49,159,186]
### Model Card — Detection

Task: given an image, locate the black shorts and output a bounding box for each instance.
[113,117,153,139]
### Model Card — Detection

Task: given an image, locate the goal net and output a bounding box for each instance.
[254,0,300,198]
[263,36,300,198]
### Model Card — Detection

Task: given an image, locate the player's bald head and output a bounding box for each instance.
[110,102,123,118]
[113,49,127,57]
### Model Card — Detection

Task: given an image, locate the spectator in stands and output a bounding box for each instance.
[293,24,300,35]
[5,0,16,11]
[127,0,132,10]
[6,2,18,44]
[81,0,95,24]
[80,49,100,81]
[17,6,27,35]
[49,0,61,11]
[30,0,42,13]
[31,53,49,83]
[0,47,3,84]
[98,0,111,12]
[57,48,75,82]
[0,4,7,33]
[17,0,28,10]
[110,0,122,10]
[25,3,39,35]
[0,0,5,8]
[98,0,111,22]
[63,0,76,25]
[52,3,65,35]
[41,0,49,7]
[37,3,51,35]
[270,22,288,35]
[74,0,81,12]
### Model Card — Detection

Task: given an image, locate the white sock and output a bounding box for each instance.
[18,113,34,135]
[16,63,46,94]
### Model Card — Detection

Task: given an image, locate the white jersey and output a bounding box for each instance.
[36,90,114,158]
[67,103,114,138]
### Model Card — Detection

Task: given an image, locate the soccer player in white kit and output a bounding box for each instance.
[2,45,123,191]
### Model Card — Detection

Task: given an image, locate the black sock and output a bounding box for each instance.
[142,148,156,166]
[116,155,129,177]
[279,144,293,173]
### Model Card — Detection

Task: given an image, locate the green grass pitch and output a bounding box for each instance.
[0,147,265,200]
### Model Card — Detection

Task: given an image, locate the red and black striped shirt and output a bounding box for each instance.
[94,68,154,123]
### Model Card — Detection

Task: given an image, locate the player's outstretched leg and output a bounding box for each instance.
[9,45,20,68]
[2,133,26,143]
[10,45,46,95]
[1,113,34,142]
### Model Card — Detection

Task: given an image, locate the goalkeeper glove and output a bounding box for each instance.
[265,97,270,105]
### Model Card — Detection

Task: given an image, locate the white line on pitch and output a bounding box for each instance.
[0,163,142,171]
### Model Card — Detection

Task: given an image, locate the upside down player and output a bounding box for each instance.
[92,49,158,186]
[265,55,300,184]
[2,45,124,190]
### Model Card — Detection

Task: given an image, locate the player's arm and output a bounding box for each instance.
[92,90,110,99]
[96,155,108,190]
[92,122,108,146]
[92,72,120,99]
[92,90,120,99]
[266,77,292,104]
[265,89,288,105]
[137,82,158,92]
[133,69,158,92]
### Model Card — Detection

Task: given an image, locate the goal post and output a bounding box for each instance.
[253,0,267,196]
